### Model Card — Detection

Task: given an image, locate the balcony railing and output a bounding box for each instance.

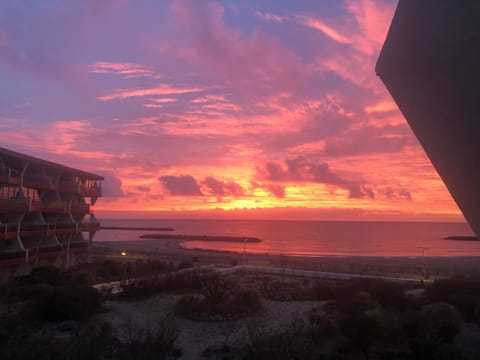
[0,168,20,186]
[24,175,56,191]
[0,243,90,268]
[0,223,19,240]
[0,198,91,214]
[71,203,90,214]
[0,198,30,212]
[0,221,101,240]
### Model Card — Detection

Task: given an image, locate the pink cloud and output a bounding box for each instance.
[170,0,304,93]
[89,61,160,78]
[253,10,284,23]
[98,84,206,101]
[345,0,396,55]
[296,15,351,45]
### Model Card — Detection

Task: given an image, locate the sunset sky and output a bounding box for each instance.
[0,0,464,221]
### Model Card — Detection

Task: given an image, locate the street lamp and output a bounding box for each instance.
[243,237,247,267]
[416,246,430,280]
[121,251,127,277]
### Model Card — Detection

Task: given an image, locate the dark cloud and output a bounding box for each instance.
[265,184,286,198]
[258,156,345,184]
[256,156,368,198]
[159,175,203,196]
[136,185,151,192]
[97,172,123,198]
[377,187,412,201]
[251,181,286,198]
[202,176,244,197]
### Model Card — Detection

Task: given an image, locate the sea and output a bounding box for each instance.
[97,219,480,257]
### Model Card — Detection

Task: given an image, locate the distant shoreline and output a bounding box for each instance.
[100,226,174,231]
[444,236,479,241]
[139,234,261,243]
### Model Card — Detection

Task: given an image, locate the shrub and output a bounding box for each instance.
[245,333,317,360]
[69,319,115,360]
[6,283,54,303]
[428,277,480,301]
[151,260,170,272]
[175,289,263,319]
[231,289,263,314]
[152,315,180,352]
[162,270,209,293]
[310,312,339,344]
[66,270,94,285]
[174,295,204,317]
[116,316,181,360]
[336,290,375,315]
[312,280,336,300]
[448,293,480,322]
[120,278,166,300]
[368,281,407,310]
[35,285,102,321]
[97,260,123,280]
[338,313,380,360]
[201,273,231,304]
[29,265,65,286]
[1,336,69,360]
[177,260,193,270]
[421,302,463,344]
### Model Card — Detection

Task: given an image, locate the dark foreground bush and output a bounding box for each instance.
[338,313,380,360]
[116,316,181,360]
[174,289,263,319]
[232,289,263,313]
[5,283,54,303]
[35,284,102,321]
[310,312,339,344]
[245,334,317,360]
[421,302,463,344]
[0,317,115,360]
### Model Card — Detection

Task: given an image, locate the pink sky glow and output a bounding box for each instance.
[0,0,464,222]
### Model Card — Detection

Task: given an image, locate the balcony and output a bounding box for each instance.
[0,168,20,186]
[19,223,52,238]
[41,202,67,213]
[24,175,55,191]
[55,223,78,235]
[0,243,90,268]
[71,203,90,214]
[0,223,19,240]
[80,186,102,197]
[58,181,80,194]
[0,198,30,212]
[80,222,101,232]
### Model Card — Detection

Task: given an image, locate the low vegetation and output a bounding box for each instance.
[174,273,263,319]
[3,264,480,359]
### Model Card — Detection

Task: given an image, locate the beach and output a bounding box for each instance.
[95,237,480,278]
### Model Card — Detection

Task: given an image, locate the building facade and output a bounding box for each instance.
[0,147,103,279]
[376,1,480,239]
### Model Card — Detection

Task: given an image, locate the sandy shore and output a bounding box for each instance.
[95,238,480,277]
